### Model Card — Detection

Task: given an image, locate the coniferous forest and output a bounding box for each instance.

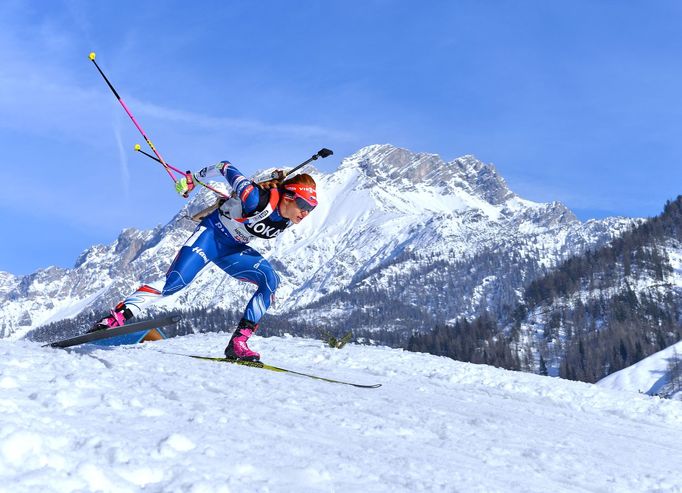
[410,196,682,384]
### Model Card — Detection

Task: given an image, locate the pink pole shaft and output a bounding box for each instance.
[117,98,181,180]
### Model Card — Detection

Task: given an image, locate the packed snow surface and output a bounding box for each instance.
[1,334,681,493]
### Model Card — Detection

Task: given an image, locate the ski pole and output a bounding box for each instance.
[134,145,230,199]
[89,52,193,197]
[279,148,333,179]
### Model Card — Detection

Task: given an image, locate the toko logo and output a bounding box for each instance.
[251,223,280,237]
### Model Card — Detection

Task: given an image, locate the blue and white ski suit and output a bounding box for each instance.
[126,162,290,325]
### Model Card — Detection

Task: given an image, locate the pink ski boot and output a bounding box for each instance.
[88,303,129,333]
[224,319,260,362]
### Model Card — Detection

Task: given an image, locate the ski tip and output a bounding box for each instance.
[134,144,141,151]
[89,52,96,61]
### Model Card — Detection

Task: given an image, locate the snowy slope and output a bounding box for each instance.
[598,339,682,398]
[1,335,681,492]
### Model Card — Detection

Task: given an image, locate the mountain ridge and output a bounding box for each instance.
[1,144,634,340]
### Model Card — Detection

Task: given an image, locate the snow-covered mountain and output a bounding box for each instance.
[504,196,682,382]
[0,144,634,340]
[1,334,681,492]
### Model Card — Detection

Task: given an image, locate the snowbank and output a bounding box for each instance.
[598,340,682,398]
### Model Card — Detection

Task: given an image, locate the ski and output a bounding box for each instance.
[181,354,382,389]
[44,315,182,349]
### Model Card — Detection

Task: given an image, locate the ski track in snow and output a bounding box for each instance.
[1,334,681,493]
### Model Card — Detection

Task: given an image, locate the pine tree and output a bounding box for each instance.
[539,355,548,376]
[668,348,682,394]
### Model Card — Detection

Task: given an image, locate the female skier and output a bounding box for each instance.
[90,161,318,362]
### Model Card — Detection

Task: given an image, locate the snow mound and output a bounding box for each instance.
[598,339,682,398]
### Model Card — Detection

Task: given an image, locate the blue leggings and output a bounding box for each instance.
[163,217,280,324]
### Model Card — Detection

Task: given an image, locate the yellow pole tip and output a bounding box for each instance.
[89,52,96,60]
[134,144,141,151]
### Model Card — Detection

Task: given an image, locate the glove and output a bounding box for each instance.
[175,171,196,197]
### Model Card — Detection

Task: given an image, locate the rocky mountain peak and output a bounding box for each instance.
[341,144,514,206]
[448,155,514,205]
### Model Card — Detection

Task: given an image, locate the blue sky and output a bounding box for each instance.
[2,1,682,275]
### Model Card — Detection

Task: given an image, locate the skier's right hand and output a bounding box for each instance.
[175,171,196,197]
